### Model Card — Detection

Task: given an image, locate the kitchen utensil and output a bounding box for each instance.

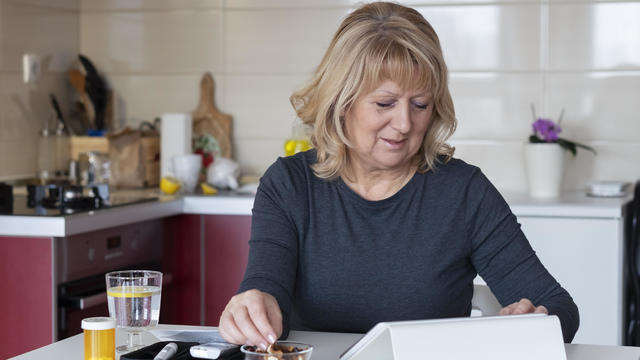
[71,101,91,134]
[38,122,55,181]
[54,129,70,177]
[106,270,163,354]
[192,72,233,158]
[79,54,108,131]
[105,89,115,132]
[68,68,85,91]
[50,93,70,135]
[69,68,95,130]
[50,94,71,175]
[172,154,201,194]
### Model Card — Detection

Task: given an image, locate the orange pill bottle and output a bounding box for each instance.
[82,317,115,360]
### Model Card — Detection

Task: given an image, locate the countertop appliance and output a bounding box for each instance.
[625,181,640,345]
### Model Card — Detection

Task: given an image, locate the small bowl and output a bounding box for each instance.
[241,341,313,360]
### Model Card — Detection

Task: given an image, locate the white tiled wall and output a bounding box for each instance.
[3,0,640,193]
[0,0,79,180]
[75,0,640,191]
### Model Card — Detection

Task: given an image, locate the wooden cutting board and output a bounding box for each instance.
[192,72,233,158]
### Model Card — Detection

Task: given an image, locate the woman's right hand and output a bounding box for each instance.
[218,289,282,350]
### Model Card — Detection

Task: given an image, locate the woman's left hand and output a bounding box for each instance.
[499,298,548,315]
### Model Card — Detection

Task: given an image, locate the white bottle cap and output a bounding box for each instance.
[81,317,116,330]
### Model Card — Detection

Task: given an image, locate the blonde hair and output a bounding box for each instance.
[290,1,456,180]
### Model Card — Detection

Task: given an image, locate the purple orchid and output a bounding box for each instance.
[532,118,562,142]
[528,104,596,155]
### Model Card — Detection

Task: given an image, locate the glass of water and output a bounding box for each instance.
[105,270,162,353]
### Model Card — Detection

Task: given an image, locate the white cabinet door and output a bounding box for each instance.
[518,217,624,345]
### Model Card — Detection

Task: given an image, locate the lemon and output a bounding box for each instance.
[160,176,181,195]
[107,286,159,298]
[201,183,218,195]
[284,139,312,156]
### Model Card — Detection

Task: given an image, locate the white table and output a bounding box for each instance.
[10,324,640,360]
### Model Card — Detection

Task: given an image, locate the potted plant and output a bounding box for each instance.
[524,105,596,198]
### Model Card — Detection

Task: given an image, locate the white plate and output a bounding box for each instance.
[586,190,627,198]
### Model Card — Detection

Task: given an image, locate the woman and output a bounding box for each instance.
[219,1,579,349]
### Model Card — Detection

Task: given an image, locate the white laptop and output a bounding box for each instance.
[339,314,567,360]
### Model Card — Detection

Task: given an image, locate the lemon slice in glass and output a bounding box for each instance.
[107,286,157,298]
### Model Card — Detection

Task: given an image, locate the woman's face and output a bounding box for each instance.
[344,79,433,173]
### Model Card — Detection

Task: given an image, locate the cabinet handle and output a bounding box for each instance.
[78,292,107,310]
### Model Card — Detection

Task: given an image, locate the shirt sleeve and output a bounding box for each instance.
[465,169,580,343]
[237,159,299,338]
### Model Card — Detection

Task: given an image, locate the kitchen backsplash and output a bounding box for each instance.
[2,0,639,194]
[0,0,79,180]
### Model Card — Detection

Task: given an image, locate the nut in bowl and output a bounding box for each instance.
[241,341,313,360]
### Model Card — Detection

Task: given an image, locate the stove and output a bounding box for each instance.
[0,183,158,216]
[28,183,109,212]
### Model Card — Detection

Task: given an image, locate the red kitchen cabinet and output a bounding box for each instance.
[0,236,54,359]
[162,214,252,327]
[162,215,203,325]
[0,212,250,358]
[204,215,251,326]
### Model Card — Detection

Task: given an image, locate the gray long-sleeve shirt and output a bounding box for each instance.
[238,150,579,342]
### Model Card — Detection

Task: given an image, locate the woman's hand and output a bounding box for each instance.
[219,289,282,349]
[499,298,548,315]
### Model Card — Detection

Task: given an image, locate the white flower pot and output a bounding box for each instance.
[524,143,566,198]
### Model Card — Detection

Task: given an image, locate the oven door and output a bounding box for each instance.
[56,219,170,340]
[58,272,109,339]
[57,262,166,339]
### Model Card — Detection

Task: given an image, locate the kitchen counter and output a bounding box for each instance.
[12,324,640,360]
[505,191,632,219]
[0,188,630,237]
